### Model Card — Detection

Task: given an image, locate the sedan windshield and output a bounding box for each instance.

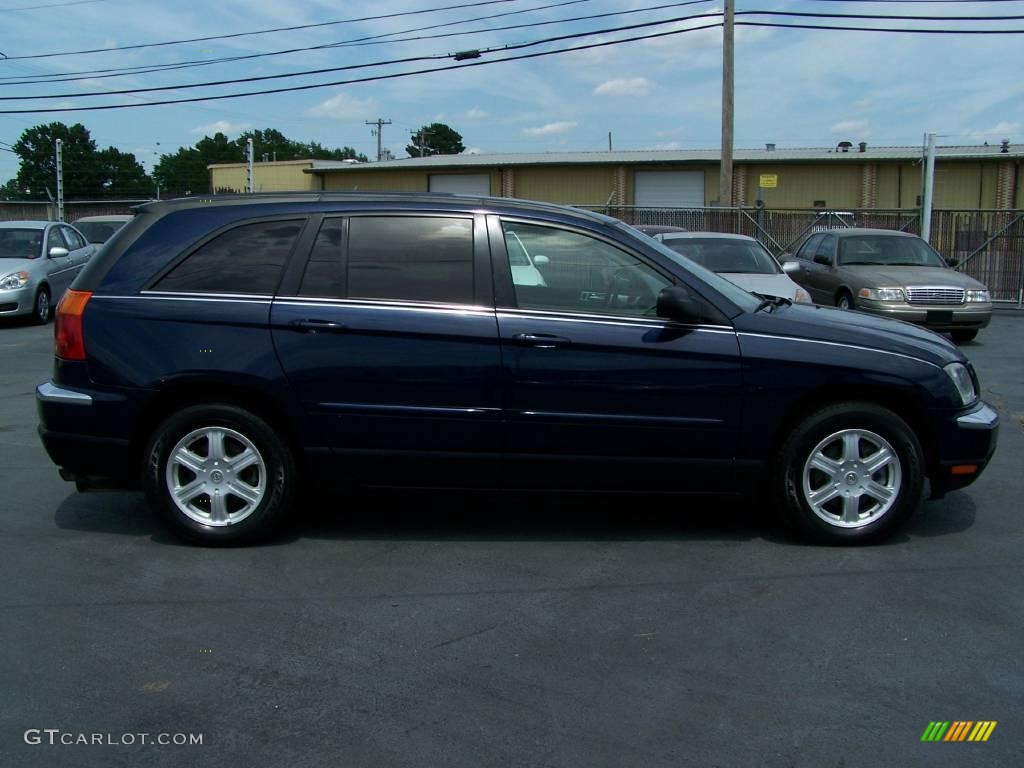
[0,229,43,259]
[661,237,781,274]
[838,235,947,267]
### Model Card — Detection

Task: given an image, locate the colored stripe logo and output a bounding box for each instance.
[921,721,997,742]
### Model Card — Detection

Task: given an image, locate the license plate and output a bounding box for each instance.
[926,310,953,324]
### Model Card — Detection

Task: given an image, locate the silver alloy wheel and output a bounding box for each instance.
[837,294,851,310]
[36,291,49,321]
[165,426,266,526]
[801,428,902,528]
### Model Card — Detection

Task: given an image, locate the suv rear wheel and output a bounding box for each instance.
[774,402,924,544]
[143,404,296,544]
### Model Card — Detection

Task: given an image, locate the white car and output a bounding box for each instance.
[505,230,548,286]
[654,232,811,304]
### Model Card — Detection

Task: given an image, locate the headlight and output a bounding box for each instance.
[0,271,29,290]
[858,287,905,302]
[944,362,977,406]
[966,289,990,303]
[794,287,813,304]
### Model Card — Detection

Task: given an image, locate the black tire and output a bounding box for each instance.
[951,329,978,344]
[32,286,51,325]
[835,291,853,310]
[143,404,296,545]
[773,402,924,545]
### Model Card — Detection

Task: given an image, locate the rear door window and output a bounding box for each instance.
[154,219,303,295]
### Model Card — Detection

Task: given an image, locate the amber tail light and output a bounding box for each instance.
[54,290,92,361]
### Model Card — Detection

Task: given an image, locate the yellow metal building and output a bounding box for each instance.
[208,144,1023,210]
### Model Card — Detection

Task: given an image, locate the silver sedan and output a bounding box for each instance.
[0,221,95,324]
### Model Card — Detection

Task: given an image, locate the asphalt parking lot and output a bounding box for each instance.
[1,312,1022,767]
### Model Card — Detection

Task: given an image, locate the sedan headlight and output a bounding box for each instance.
[0,271,29,290]
[858,287,905,302]
[966,289,990,303]
[794,287,813,304]
[944,362,977,406]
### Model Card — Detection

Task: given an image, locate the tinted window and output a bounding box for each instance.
[816,234,836,262]
[155,219,302,294]
[346,216,474,304]
[502,221,671,317]
[797,234,822,260]
[298,218,345,298]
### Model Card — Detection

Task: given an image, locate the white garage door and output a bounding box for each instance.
[428,173,491,195]
[634,171,705,208]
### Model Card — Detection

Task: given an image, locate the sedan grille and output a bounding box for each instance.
[905,286,965,305]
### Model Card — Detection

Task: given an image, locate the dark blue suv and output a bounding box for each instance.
[36,194,998,545]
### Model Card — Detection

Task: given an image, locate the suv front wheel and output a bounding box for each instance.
[774,402,924,544]
[143,404,296,545]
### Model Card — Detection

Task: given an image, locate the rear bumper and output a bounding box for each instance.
[855,300,992,331]
[928,401,999,497]
[36,381,140,489]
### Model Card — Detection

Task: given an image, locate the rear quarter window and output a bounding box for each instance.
[153,219,303,295]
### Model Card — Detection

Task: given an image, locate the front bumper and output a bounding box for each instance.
[0,285,34,316]
[854,299,992,331]
[928,401,999,497]
[36,380,139,489]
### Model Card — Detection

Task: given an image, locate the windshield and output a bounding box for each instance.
[661,237,781,275]
[614,223,761,312]
[75,220,126,244]
[0,228,43,259]
[838,235,947,267]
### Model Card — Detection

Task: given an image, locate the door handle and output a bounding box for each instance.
[288,318,346,333]
[512,333,571,348]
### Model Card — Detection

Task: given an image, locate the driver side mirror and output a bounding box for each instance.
[656,286,704,322]
[533,254,550,266]
[48,246,69,258]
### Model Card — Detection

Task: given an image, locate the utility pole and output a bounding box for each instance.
[608,132,613,152]
[719,0,735,207]
[921,132,936,243]
[54,138,64,222]
[246,137,254,193]
[366,118,392,161]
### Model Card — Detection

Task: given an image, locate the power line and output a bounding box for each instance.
[0,22,726,114]
[0,0,105,11]
[737,20,1024,32]
[0,10,729,100]
[0,0,535,60]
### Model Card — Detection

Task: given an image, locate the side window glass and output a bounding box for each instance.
[346,216,474,304]
[47,228,67,252]
[63,227,85,250]
[298,218,345,298]
[154,219,303,294]
[797,234,821,260]
[501,221,671,317]
[817,235,836,264]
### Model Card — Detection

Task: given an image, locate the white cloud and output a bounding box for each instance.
[964,121,1019,141]
[594,78,653,97]
[653,141,683,150]
[830,119,870,136]
[306,92,378,120]
[464,107,488,119]
[190,120,251,136]
[523,121,577,136]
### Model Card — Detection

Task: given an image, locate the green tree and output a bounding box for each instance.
[406,123,465,157]
[237,128,367,162]
[153,132,241,195]
[12,122,104,199]
[97,147,151,197]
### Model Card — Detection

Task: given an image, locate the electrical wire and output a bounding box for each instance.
[0,0,712,85]
[0,10,728,100]
[0,0,104,11]
[0,0,537,60]
[0,22,726,114]
[737,20,1024,32]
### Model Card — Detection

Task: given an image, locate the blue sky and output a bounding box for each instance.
[1,0,1022,185]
